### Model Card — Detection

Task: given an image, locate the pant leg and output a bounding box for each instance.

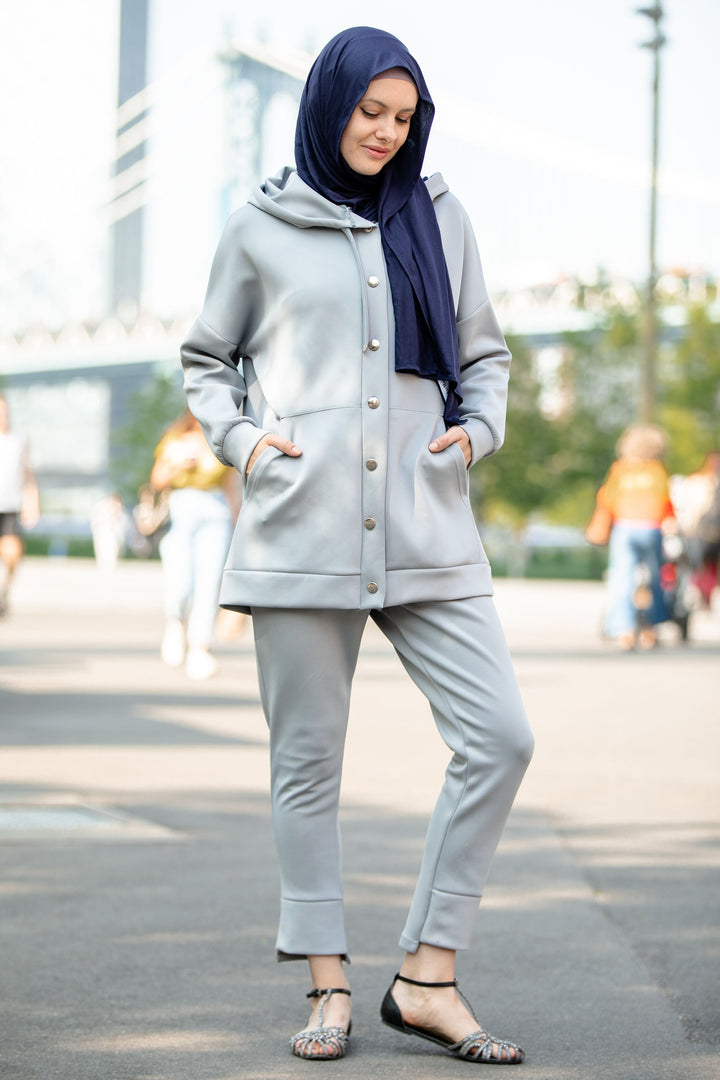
[371,596,534,954]
[251,607,367,961]
[605,524,640,637]
[158,493,194,622]
[186,494,232,648]
[641,527,667,627]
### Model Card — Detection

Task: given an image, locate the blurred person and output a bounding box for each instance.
[670,451,720,607]
[0,394,40,615]
[594,424,675,651]
[131,483,171,558]
[90,492,128,573]
[181,27,532,1063]
[150,410,236,680]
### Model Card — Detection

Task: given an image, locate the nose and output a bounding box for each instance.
[374,116,396,143]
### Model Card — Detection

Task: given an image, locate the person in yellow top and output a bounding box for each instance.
[150,410,236,678]
[595,424,675,650]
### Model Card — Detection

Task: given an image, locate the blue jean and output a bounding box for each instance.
[605,522,667,637]
[159,488,233,647]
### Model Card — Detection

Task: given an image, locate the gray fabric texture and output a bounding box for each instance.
[251,598,534,960]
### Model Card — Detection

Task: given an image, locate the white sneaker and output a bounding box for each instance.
[161,619,186,667]
[185,647,218,681]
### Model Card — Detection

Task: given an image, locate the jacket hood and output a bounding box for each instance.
[424,172,449,200]
[249,166,447,229]
[250,167,356,229]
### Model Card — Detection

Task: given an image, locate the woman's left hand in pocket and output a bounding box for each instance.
[429,426,471,467]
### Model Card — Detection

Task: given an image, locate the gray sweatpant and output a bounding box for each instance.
[251,596,534,961]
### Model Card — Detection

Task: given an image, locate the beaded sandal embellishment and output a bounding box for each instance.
[290,987,352,1060]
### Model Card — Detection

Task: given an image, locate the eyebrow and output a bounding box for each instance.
[362,96,416,113]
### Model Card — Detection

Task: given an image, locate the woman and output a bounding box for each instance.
[594,424,675,651]
[150,410,236,679]
[181,27,533,1062]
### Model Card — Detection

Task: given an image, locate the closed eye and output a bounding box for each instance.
[360,108,413,124]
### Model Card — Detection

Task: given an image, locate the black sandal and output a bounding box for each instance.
[291,987,352,1060]
[381,972,523,1064]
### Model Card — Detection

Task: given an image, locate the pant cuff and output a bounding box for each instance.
[276,898,348,960]
[399,888,481,953]
[277,950,351,963]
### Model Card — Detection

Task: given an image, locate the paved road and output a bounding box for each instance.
[0,558,718,1080]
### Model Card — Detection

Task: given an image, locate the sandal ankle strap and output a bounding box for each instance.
[394,972,458,989]
[306,986,351,999]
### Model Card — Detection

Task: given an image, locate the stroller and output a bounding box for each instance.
[632,532,693,642]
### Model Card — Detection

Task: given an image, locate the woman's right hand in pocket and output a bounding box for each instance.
[245,434,302,478]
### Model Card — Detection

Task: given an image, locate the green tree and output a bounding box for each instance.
[476,298,720,532]
[110,369,186,503]
[472,334,562,526]
[550,310,641,521]
[658,303,720,473]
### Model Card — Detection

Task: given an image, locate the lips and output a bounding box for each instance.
[363,145,390,159]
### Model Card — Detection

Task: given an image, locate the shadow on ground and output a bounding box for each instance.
[0,783,718,1079]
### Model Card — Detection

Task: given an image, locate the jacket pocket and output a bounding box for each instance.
[386,412,484,571]
[228,409,363,576]
[446,439,470,496]
[243,445,285,502]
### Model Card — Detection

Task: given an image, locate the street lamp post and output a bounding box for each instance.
[636,2,666,423]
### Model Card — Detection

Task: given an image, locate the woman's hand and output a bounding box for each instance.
[429,426,471,468]
[245,434,302,478]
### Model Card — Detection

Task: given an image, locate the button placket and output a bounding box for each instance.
[355,225,388,605]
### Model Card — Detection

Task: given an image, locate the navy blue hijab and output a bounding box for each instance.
[295,27,462,426]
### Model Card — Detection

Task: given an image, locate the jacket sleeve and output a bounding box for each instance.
[435,191,512,467]
[180,210,270,476]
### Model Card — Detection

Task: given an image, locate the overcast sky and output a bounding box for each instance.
[1,0,718,332]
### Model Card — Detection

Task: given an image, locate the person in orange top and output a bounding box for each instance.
[596,424,675,650]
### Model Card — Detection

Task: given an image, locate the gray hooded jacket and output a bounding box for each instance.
[181,168,511,612]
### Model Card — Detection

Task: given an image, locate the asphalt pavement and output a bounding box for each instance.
[0,556,718,1080]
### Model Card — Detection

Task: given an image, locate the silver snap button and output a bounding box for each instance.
[364,517,376,530]
[364,226,373,233]
[367,397,380,409]
[368,275,379,287]
[367,582,379,594]
[365,459,378,471]
[368,339,380,351]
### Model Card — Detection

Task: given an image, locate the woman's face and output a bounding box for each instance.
[339,76,418,175]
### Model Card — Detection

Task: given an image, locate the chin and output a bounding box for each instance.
[348,159,388,176]
[342,148,393,176]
